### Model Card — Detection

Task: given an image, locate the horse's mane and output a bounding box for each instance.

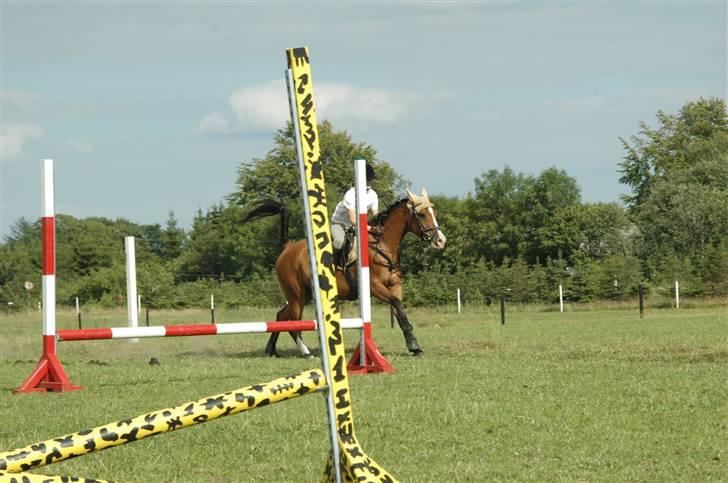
[369,198,409,226]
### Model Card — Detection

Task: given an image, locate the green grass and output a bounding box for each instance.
[1,303,726,482]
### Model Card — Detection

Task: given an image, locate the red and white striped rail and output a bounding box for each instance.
[14,158,393,393]
[58,318,364,341]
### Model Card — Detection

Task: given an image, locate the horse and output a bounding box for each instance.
[243,189,446,357]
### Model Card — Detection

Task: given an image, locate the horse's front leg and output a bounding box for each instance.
[371,280,423,356]
[289,330,313,359]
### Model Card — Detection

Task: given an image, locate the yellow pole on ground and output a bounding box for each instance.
[0,369,326,474]
[0,470,110,482]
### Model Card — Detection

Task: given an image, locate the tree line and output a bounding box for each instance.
[2,98,726,310]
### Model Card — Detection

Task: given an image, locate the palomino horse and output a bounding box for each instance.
[243,189,446,357]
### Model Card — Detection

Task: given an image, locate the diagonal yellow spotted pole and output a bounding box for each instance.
[285,47,397,483]
[0,369,326,477]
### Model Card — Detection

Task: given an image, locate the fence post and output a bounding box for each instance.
[457,288,461,314]
[559,284,564,313]
[76,297,82,329]
[639,285,644,319]
[675,280,680,309]
[500,296,506,325]
[211,294,216,324]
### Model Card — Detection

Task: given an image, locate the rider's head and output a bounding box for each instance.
[365,164,376,185]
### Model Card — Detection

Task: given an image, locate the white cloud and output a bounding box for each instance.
[229,80,289,130]
[316,83,412,124]
[199,80,417,133]
[197,111,233,134]
[1,90,36,109]
[1,123,44,160]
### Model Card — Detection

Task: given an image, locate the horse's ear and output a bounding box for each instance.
[406,189,417,207]
[421,188,429,200]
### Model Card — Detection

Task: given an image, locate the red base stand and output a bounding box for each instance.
[347,339,395,375]
[14,336,82,394]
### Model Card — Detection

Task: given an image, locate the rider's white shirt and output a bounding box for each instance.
[331,187,378,226]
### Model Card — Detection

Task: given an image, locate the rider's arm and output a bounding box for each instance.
[348,207,375,233]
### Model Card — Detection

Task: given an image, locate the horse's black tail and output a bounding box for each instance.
[242,199,290,249]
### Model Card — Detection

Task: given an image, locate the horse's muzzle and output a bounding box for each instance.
[430,230,446,250]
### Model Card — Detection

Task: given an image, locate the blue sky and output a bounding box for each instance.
[2,1,726,238]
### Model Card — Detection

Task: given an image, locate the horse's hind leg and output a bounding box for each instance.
[272,299,312,358]
[265,332,281,358]
[266,303,291,357]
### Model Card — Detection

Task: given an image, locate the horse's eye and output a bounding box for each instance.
[416,212,426,219]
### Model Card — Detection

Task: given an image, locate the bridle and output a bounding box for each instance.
[408,204,440,243]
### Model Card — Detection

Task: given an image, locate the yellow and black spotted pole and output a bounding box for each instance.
[0,369,326,478]
[285,47,397,483]
[0,471,111,482]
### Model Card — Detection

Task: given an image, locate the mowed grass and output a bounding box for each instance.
[0,302,726,482]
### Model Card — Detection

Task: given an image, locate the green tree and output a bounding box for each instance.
[634,157,728,258]
[619,97,728,213]
[466,166,582,265]
[160,209,186,262]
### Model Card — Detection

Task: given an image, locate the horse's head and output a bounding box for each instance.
[406,188,446,250]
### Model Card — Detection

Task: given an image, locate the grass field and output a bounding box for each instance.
[1,302,726,482]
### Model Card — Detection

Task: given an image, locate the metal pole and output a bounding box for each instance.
[286,67,341,483]
[457,288,461,314]
[559,284,564,313]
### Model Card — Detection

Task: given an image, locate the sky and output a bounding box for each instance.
[1,1,726,239]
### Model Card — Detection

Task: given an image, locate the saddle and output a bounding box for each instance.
[334,228,358,270]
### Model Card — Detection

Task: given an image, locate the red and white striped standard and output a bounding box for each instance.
[355,158,372,367]
[42,159,57,344]
[14,159,81,392]
[58,318,364,341]
[346,159,394,374]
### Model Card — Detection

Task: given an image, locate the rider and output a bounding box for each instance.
[331,163,378,266]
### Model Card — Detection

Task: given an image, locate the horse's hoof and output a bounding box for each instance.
[410,348,424,357]
[304,353,315,360]
[266,350,280,358]
[405,338,421,353]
